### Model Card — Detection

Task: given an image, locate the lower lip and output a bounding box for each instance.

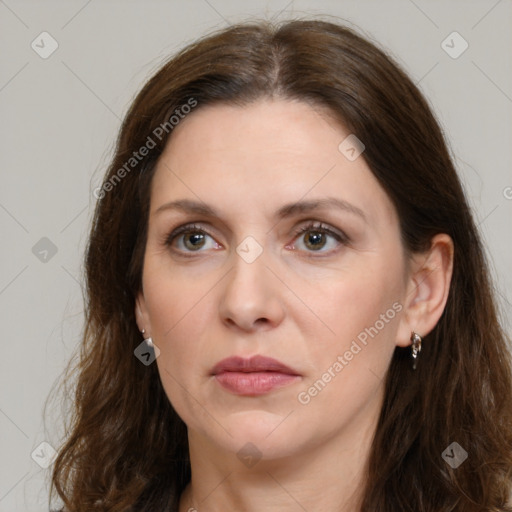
[214,371,300,396]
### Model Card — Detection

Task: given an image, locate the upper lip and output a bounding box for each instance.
[211,355,300,376]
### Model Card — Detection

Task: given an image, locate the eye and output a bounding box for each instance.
[165,221,348,256]
[165,223,222,253]
[289,222,348,254]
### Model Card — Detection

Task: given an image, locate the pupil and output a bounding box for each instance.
[185,232,205,250]
[306,231,325,250]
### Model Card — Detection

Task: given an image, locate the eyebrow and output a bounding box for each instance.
[154,197,367,223]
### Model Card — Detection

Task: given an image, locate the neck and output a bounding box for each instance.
[178,407,379,512]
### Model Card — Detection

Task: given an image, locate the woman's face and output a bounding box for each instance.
[137,99,413,461]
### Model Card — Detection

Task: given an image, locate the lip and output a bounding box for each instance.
[211,355,301,396]
[211,355,299,375]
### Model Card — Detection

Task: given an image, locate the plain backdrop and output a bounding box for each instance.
[0,1,511,510]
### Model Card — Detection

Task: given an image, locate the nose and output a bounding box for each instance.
[218,248,286,332]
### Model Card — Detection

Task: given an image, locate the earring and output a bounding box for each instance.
[410,331,422,370]
[141,328,154,348]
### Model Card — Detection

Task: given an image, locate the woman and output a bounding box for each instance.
[50,19,512,511]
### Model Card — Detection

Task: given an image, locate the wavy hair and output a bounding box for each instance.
[49,19,512,511]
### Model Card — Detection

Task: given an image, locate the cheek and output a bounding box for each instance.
[295,260,404,419]
[310,260,402,346]
[146,275,218,423]
[143,252,218,337]
[295,274,401,430]
[142,259,218,387]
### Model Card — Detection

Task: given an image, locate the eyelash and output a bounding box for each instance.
[165,221,349,257]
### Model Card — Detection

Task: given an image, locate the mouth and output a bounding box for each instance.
[211,355,301,396]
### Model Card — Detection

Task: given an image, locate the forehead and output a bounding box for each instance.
[158,99,344,173]
[149,99,397,226]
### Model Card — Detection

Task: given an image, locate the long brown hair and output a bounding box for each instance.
[49,19,512,511]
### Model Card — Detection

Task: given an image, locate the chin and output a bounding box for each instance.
[207,410,310,460]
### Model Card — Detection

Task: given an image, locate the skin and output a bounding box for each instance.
[136,99,454,511]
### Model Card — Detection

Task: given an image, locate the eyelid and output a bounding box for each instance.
[166,222,211,240]
[291,220,348,241]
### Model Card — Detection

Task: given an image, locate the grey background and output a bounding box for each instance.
[0,1,511,510]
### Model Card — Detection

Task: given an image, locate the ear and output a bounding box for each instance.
[396,233,454,348]
[135,292,151,336]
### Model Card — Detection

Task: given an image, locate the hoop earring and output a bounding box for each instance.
[411,331,422,370]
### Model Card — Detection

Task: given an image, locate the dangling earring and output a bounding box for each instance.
[410,331,422,370]
[141,328,154,348]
